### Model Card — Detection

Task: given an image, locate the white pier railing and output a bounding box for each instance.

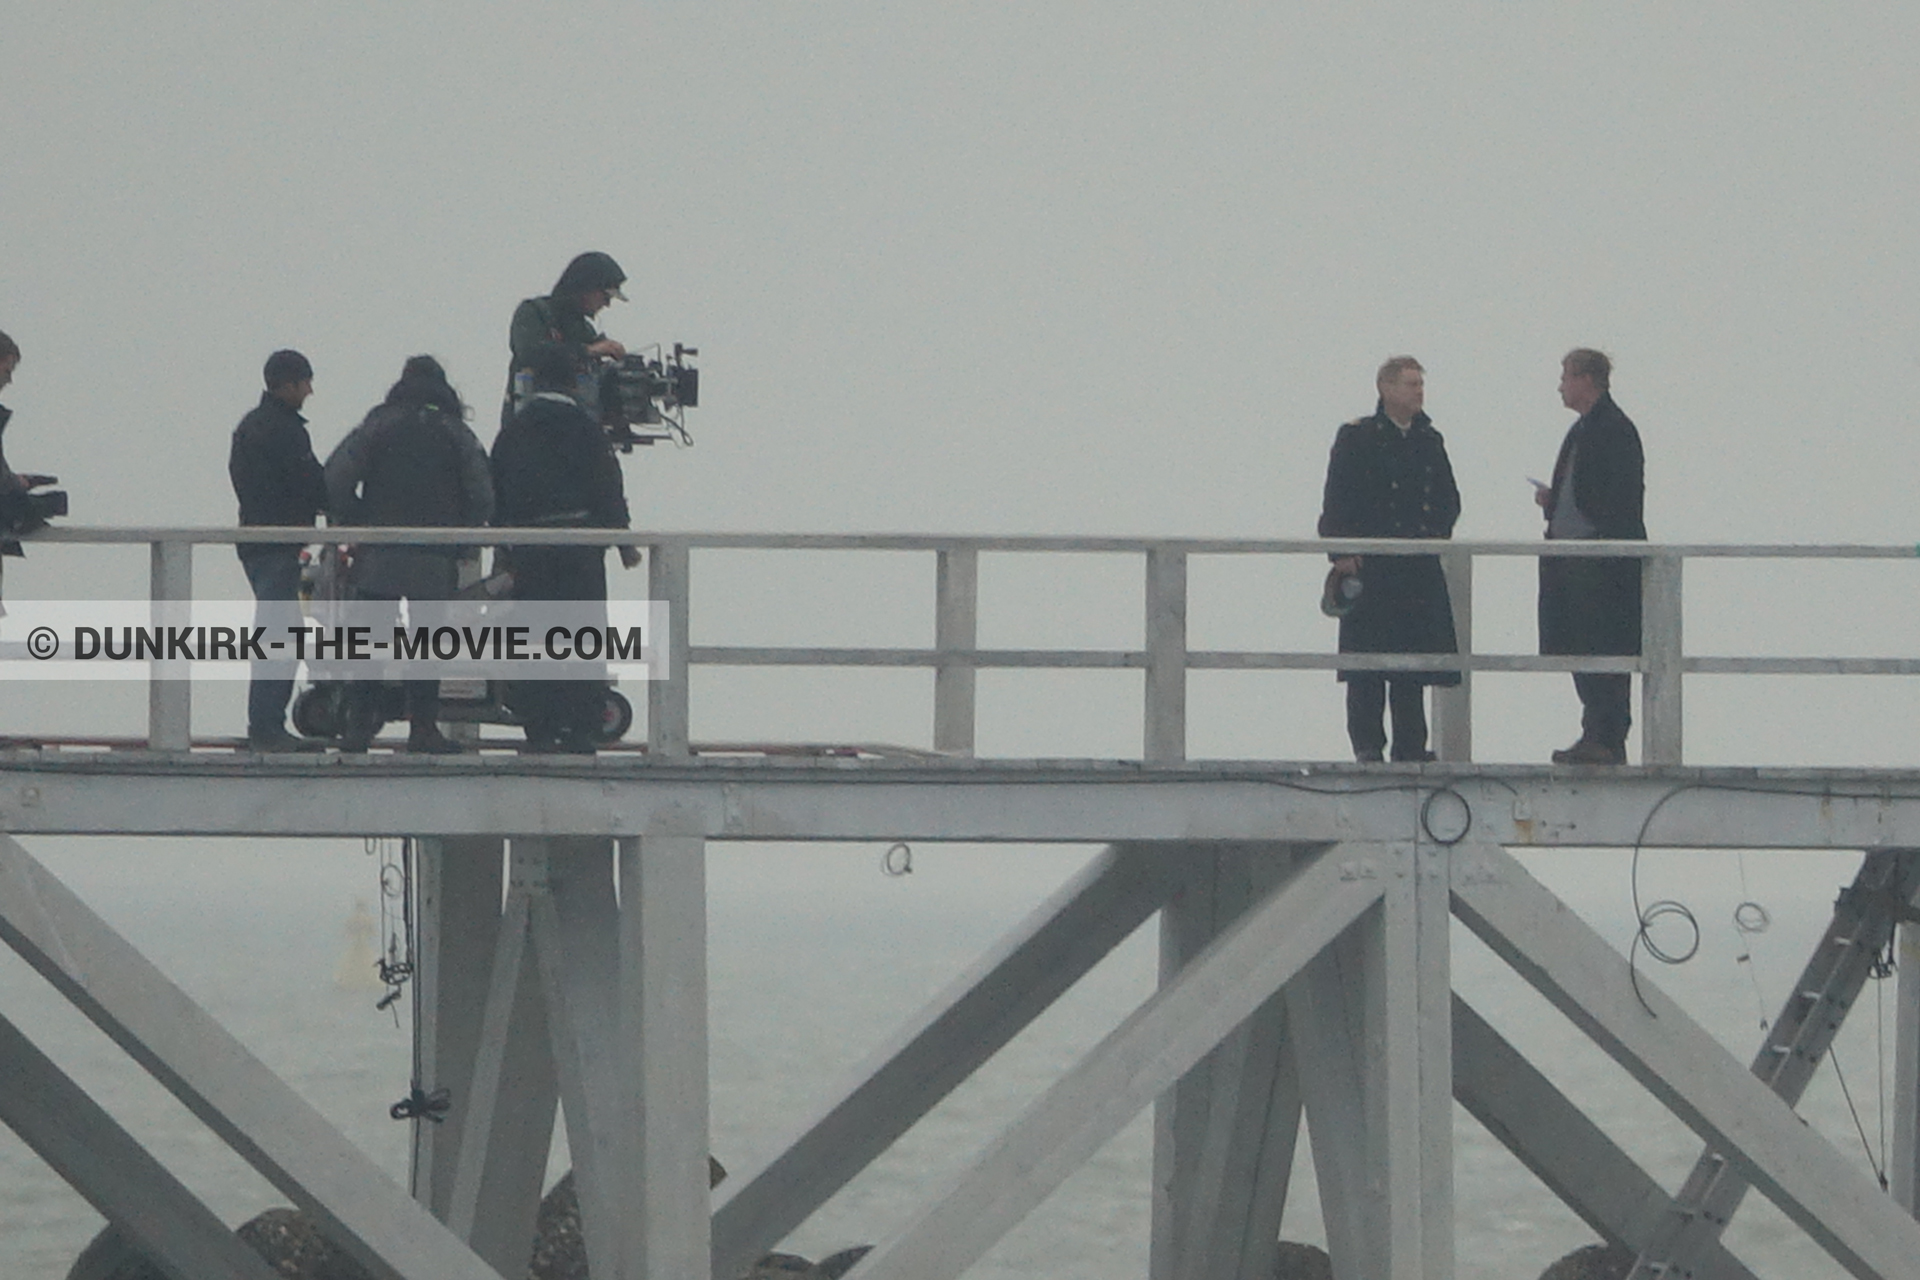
[26,527,1920,761]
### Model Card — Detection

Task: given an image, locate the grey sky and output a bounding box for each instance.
[3,2,1919,760]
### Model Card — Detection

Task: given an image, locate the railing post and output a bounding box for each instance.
[1640,552,1683,765]
[934,547,978,756]
[1431,548,1473,763]
[647,539,691,758]
[1144,548,1187,763]
[148,539,192,751]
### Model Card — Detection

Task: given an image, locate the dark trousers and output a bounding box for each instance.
[348,594,443,739]
[1345,676,1427,760]
[241,549,304,737]
[1573,673,1632,751]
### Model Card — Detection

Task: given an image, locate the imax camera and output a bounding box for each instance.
[598,343,699,450]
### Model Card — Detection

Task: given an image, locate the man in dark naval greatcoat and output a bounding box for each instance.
[1535,347,1645,765]
[1318,356,1462,763]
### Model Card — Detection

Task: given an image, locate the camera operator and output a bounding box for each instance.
[502,251,630,428]
[491,344,639,754]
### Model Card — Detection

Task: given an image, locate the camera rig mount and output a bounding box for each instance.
[597,343,699,451]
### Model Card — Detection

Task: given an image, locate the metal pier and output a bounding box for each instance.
[1,528,1919,1280]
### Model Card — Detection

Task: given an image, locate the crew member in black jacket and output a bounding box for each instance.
[1534,348,1646,765]
[491,344,637,753]
[1318,356,1462,763]
[228,349,328,752]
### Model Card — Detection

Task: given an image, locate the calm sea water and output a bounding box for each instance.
[0,839,1902,1279]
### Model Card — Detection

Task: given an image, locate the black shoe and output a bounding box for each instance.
[1391,748,1438,763]
[1354,749,1385,763]
[338,698,383,754]
[247,727,326,754]
[407,731,468,755]
[1551,739,1626,765]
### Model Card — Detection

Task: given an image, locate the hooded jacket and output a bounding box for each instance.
[325,393,493,600]
[503,253,628,420]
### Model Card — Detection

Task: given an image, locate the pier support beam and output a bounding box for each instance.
[535,838,632,1280]
[441,833,714,1280]
[1384,832,1455,1279]
[715,844,1188,1280]
[0,1011,279,1280]
[1628,848,1920,1277]
[409,836,505,1220]
[1284,840,1452,1280]
[1286,922,1376,1278]
[0,834,499,1280]
[1453,842,1920,1279]
[621,834,712,1280]
[854,842,1385,1280]
[445,862,559,1278]
[1151,845,1306,1280]
[1452,996,1756,1280]
[1895,916,1920,1218]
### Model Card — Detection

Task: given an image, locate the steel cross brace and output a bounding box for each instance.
[1627,848,1920,1279]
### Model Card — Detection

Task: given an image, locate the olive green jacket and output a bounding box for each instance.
[502,295,604,420]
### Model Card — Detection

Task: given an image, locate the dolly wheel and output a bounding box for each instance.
[600,690,634,742]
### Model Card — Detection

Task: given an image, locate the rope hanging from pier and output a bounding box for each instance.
[370,836,416,1016]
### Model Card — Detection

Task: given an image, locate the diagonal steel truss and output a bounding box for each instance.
[1,829,1918,1280]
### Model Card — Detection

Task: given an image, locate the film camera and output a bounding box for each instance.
[0,476,68,538]
[597,343,699,450]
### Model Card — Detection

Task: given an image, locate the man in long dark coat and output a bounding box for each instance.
[1318,356,1462,762]
[1535,347,1645,765]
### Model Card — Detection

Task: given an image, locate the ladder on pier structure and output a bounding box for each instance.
[1629,849,1920,1279]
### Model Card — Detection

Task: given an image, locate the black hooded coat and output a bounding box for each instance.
[325,377,494,601]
